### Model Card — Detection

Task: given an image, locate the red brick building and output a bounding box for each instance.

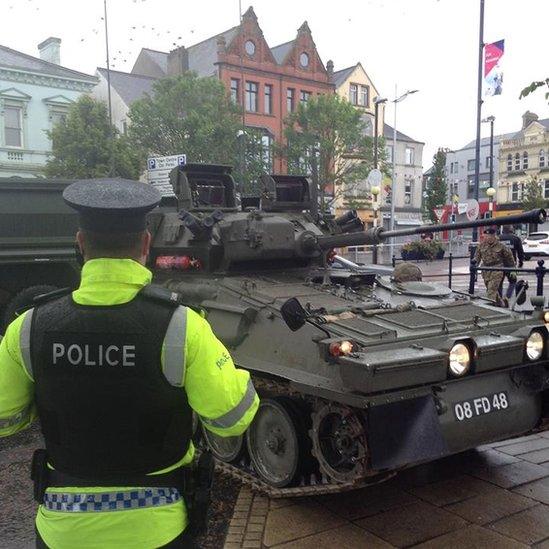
[129,6,334,172]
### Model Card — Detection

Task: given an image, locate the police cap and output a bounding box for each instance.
[63,178,161,233]
[484,226,497,234]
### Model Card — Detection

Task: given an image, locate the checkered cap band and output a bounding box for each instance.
[43,487,180,512]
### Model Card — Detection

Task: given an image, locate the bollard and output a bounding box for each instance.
[392,255,396,268]
[535,259,545,296]
[373,244,378,265]
[469,259,477,295]
[448,253,453,289]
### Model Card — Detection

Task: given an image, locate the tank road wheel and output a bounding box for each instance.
[310,403,368,483]
[201,424,245,463]
[246,397,308,488]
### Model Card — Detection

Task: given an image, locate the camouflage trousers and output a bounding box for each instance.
[482,270,504,302]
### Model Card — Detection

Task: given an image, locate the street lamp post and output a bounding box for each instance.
[486,186,496,218]
[482,116,495,190]
[449,193,459,256]
[373,97,387,170]
[390,87,418,256]
[371,185,380,264]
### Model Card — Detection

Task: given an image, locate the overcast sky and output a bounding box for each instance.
[3,0,548,165]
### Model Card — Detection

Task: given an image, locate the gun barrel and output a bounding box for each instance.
[312,208,546,251]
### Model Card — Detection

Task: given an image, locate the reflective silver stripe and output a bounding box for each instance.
[43,487,181,512]
[0,406,31,430]
[201,378,257,429]
[19,308,34,379]
[162,306,187,387]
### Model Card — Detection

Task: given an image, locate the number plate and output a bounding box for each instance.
[453,392,509,421]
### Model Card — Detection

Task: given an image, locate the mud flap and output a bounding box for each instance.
[368,395,448,470]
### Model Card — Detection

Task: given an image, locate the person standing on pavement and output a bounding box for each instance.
[499,225,525,299]
[474,227,516,305]
[0,178,259,549]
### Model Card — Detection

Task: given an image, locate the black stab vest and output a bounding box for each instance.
[30,291,192,481]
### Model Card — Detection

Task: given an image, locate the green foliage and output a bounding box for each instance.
[278,94,386,208]
[401,239,443,260]
[45,96,140,179]
[128,73,272,194]
[423,148,449,223]
[519,78,549,103]
[522,176,548,211]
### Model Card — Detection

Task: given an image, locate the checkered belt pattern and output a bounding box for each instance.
[43,487,181,512]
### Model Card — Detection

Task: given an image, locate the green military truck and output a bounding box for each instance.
[0,179,79,330]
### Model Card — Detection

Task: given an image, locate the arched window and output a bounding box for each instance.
[523,151,529,169]
[514,153,520,171]
[540,149,546,169]
[507,153,512,172]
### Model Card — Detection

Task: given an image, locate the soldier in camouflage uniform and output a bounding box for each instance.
[474,227,515,305]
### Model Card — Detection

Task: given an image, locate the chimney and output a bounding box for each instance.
[217,36,227,56]
[167,46,189,75]
[326,60,334,81]
[522,111,538,130]
[38,37,61,65]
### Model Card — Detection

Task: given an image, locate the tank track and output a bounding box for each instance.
[206,375,395,498]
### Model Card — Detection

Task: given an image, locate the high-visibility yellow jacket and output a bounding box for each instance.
[0,258,259,549]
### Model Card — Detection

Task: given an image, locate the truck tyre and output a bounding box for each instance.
[2,285,60,331]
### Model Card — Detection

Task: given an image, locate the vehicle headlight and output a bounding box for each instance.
[543,311,549,325]
[449,343,471,376]
[526,331,544,361]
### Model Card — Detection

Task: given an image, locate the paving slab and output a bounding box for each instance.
[497,438,549,457]
[519,448,549,465]
[407,474,499,506]
[489,505,549,545]
[354,500,467,547]
[317,483,419,521]
[413,524,528,549]
[471,461,549,488]
[263,500,346,547]
[272,523,393,549]
[513,476,549,505]
[445,488,537,525]
[477,434,543,451]
[471,448,521,468]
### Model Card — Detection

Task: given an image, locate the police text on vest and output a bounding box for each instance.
[52,343,136,367]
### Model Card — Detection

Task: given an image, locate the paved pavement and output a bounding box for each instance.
[225,433,549,548]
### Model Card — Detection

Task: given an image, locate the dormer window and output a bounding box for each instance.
[299,52,309,68]
[245,40,256,56]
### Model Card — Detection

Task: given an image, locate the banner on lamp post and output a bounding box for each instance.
[484,39,504,96]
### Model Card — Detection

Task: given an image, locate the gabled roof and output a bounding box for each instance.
[97,68,156,105]
[0,44,96,82]
[332,65,356,88]
[510,118,549,139]
[383,123,423,145]
[187,26,239,76]
[459,132,517,151]
[271,40,294,64]
[134,26,239,79]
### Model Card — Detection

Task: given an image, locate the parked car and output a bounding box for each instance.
[523,231,549,260]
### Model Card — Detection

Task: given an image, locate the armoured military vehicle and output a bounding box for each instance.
[147,163,549,497]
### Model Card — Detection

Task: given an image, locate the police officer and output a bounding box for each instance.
[474,226,515,305]
[0,179,259,549]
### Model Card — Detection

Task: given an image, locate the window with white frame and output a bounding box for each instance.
[51,110,67,127]
[544,180,549,199]
[264,84,273,114]
[523,151,528,169]
[540,149,546,169]
[511,182,520,201]
[405,147,414,165]
[230,78,240,104]
[514,153,520,171]
[261,133,273,171]
[404,178,413,205]
[4,105,23,147]
[349,84,358,105]
[507,154,512,172]
[467,159,475,171]
[485,156,492,169]
[359,85,369,107]
[386,144,393,163]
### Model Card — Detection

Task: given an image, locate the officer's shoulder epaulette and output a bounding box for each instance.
[139,284,205,315]
[33,287,72,306]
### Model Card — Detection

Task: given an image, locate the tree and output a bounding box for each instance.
[522,176,548,211]
[519,78,549,104]
[128,73,272,194]
[46,95,140,179]
[278,94,386,209]
[423,148,449,224]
